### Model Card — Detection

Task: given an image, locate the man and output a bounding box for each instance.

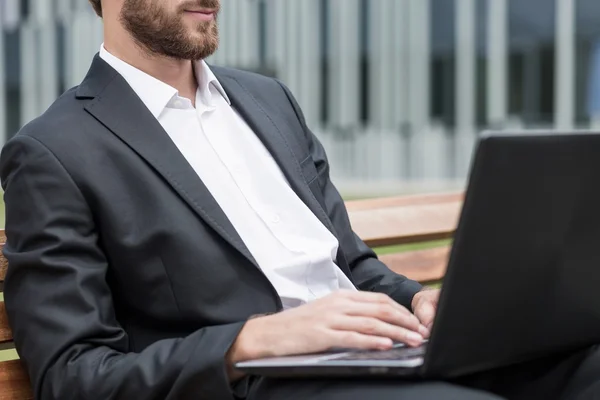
[0,0,598,399]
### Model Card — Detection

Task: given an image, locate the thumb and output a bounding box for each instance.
[414,300,436,331]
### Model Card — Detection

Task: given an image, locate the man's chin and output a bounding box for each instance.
[186,37,219,59]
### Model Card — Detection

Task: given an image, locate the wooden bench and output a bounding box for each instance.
[0,231,34,400]
[347,192,462,284]
[0,191,462,399]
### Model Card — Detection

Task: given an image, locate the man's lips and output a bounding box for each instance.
[184,9,216,15]
[184,9,216,21]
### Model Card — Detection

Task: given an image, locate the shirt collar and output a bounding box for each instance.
[99,44,230,118]
[194,59,231,107]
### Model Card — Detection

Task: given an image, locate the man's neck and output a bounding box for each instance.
[103,27,198,104]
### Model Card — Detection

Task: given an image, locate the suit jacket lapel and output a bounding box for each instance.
[214,71,336,234]
[77,56,259,267]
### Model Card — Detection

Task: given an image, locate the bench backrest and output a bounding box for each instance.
[0,191,462,399]
[346,192,462,283]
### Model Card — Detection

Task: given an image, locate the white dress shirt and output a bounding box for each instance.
[99,46,356,309]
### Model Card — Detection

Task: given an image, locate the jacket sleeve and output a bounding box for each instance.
[275,81,424,310]
[0,134,245,400]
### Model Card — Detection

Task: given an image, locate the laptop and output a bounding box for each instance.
[235,130,600,379]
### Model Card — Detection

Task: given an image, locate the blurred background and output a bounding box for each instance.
[1,0,600,198]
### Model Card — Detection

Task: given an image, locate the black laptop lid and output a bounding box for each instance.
[423,131,600,378]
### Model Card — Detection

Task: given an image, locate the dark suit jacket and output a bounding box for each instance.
[0,55,423,400]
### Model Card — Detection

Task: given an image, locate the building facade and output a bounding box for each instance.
[1,0,600,193]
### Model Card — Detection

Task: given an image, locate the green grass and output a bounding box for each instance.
[0,349,18,361]
[374,239,451,256]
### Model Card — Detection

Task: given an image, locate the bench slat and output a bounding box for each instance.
[0,243,6,283]
[0,360,33,400]
[0,302,12,344]
[345,192,463,212]
[348,195,462,248]
[380,246,450,284]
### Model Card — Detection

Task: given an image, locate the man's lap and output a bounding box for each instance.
[246,345,600,400]
[248,379,503,400]
[455,345,600,400]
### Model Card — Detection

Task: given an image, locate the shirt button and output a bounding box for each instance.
[270,214,281,224]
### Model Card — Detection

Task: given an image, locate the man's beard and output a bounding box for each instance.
[120,0,220,60]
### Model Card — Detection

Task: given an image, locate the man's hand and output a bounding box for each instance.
[226,290,430,381]
[411,288,441,331]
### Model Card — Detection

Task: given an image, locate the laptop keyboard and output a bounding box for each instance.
[333,344,427,361]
